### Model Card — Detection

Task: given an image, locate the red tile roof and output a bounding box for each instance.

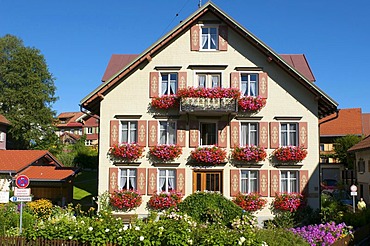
[348,135,370,152]
[362,113,370,137]
[56,112,84,127]
[0,114,11,126]
[0,150,60,172]
[320,108,363,136]
[19,166,75,181]
[280,54,316,82]
[101,54,138,82]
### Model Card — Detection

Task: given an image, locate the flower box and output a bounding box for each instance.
[238,96,266,112]
[177,87,240,99]
[230,146,267,163]
[272,192,304,212]
[272,146,307,163]
[108,143,144,162]
[147,191,183,211]
[110,189,142,211]
[151,95,179,110]
[149,144,182,162]
[190,146,227,164]
[233,192,267,212]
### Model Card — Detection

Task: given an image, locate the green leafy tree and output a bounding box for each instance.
[0,34,59,150]
[334,134,362,168]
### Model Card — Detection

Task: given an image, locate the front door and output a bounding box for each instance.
[193,170,223,193]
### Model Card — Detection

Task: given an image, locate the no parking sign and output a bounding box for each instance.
[16,175,29,189]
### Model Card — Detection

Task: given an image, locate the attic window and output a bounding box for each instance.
[201,26,218,50]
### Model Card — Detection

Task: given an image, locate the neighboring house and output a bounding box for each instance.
[56,112,99,147]
[80,2,337,221]
[319,108,363,186]
[348,136,370,203]
[0,114,11,150]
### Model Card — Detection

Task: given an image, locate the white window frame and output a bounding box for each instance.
[200,121,217,146]
[160,72,178,96]
[159,121,176,145]
[120,121,137,143]
[280,123,298,147]
[85,139,93,146]
[119,168,137,190]
[86,127,93,134]
[280,170,298,193]
[196,72,221,88]
[240,170,259,194]
[200,25,218,50]
[241,73,258,96]
[0,132,4,142]
[240,122,258,146]
[158,169,176,192]
[70,129,74,134]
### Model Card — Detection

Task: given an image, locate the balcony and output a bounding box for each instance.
[180,97,238,115]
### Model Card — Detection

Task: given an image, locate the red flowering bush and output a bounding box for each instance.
[149,144,182,162]
[108,143,144,162]
[190,146,227,164]
[230,146,267,162]
[110,189,142,211]
[177,87,240,99]
[238,96,266,111]
[147,191,183,211]
[151,95,179,109]
[233,193,267,212]
[272,192,304,212]
[272,146,307,163]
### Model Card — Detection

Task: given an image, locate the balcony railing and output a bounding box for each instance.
[180,97,238,114]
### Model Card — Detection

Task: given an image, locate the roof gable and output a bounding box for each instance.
[0,114,10,126]
[348,134,370,152]
[81,1,337,118]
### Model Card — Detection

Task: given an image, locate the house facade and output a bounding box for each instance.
[81,2,337,220]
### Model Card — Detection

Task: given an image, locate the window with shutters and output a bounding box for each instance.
[161,73,177,96]
[240,170,258,193]
[241,73,258,96]
[158,169,176,192]
[120,168,137,190]
[240,122,258,146]
[281,123,298,146]
[280,170,298,193]
[197,73,221,88]
[159,121,176,144]
[120,121,137,143]
[200,122,217,146]
[201,26,218,50]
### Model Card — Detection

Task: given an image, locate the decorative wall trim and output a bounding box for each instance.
[114,115,142,119]
[187,65,228,70]
[273,116,302,121]
[154,66,182,71]
[235,67,263,71]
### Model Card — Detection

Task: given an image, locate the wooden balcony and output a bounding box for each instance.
[180,97,238,115]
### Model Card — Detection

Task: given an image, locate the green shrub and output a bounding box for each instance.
[256,227,309,246]
[178,191,243,225]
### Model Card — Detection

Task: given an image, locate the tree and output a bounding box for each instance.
[0,34,59,151]
[334,135,362,168]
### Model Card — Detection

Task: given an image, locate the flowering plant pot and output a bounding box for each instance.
[110,189,142,211]
[108,143,144,162]
[149,144,182,162]
[233,193,267,212]
[238,96,266,112]
[272,146,307,163]
[147,191,183,211]
[230,146,267,163]
[177,87,240,99]
[190,146,227,164]
[151,95,179,110]
[272,192,304,212]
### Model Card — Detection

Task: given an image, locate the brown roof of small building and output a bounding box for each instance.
[348,135,370,152]
[0,150,60,173]
[320,108,363,136]
[101,54,138,82]
[279,54,316,82]
[19,166,75,181]
[0,114,11,126]
[56,112,84,127]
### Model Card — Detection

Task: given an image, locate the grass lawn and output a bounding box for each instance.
[73,170,98,206]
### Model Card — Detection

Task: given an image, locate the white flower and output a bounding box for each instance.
[68,236,73,240]
[188,239,193,245]
[140,236,144,241]
[135,226,140,231]
[105,228,110,232]
[159,226,164,231]
[118,228,122,232]
[123,225,128,231]
[240,236,246,243]
[88,227,93,231]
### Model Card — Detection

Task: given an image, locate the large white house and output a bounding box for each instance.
[81,2,337,221]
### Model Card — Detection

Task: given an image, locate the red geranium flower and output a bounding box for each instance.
[108,142,144,162]
[110,189,142,211]
[273,146,307,162]
[147,191,183,211]
[231,146,267,162]
[149,144,182,162]
[233,193,267,212]
[190,146,227,164]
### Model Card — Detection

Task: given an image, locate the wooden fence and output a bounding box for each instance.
[0,237,88,246]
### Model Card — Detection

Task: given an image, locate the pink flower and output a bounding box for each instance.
[149,144,182,162]
[108,143,144,162]
[238,96,266,111]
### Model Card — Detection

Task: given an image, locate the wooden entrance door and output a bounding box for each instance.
[193,170,222,193]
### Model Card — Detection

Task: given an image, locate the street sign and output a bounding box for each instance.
[15,175,30,188]
[351,191,358,196]
[9,196,32,202]
[14,188,31,197]
[0,191,9,203]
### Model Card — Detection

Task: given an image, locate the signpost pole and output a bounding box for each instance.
[350,185,358,213]
[19,201,23,234]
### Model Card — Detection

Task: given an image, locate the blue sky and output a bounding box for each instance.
[1,0,370,115]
